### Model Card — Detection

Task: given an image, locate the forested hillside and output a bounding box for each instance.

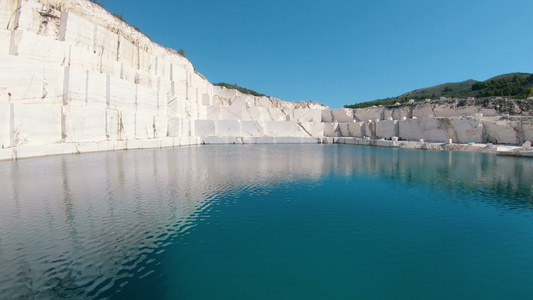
[346,73,533,109]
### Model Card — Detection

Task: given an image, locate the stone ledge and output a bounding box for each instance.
[0,137,203,161]
[201,136,321,145]
[333,137,531,157]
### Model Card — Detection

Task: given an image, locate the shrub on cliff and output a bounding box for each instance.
[213,83,266,97]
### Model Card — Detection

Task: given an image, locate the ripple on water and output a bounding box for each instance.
[1,145,533,299]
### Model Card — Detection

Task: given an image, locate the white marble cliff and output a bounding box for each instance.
[0,0,532,160]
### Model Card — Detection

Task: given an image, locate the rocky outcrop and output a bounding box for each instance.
[323,100,533,146]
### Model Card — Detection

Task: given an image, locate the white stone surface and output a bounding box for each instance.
[324,123,340,137]
[483,119,522,145]
[449,118,483,144]
[266,108,287,121]
[62,105,106,142]
[0,148,14,160]
[60,12,94,51]
[0,1,17,30]
[202,136,228,144]
[412,103,434,118]
[0,29,11,55]
[331,108,355,122]
[247,107,263,121]
[68,44,99,71]
[364,121,376,138]
[348,122,364,138]
[10,30,69,65]
[523,120,533,143]
[299,122,324,137]
[265,121,308,137]
[338,123,350,137]
[107,76,136,111]
[86,70,107,107]
[135,113,155,139]
[353,107,383,121]
[136,84,158,115]
[63,66,87,105]
[154,116,168,138]
[399,118,447,142]
[433,105,478,118]
[321,109,333,122]
[252,137,276,144]
[114,111,135,140]
[0,56,64,104]
[15,143,77,160]
[11,103,62,146]
[391,106,412,120]
[240,121,265,137]
[219,106,245,120]
[216,120,241,137]
[376,120,398,138]
[195,120,216,137]
[0,102,10,148]
[293,108,321,122]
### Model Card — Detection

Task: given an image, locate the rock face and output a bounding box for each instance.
[0,0,531,160]
[0,0,328,160]
[327,102,533,145]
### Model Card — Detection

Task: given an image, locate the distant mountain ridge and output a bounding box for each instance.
[346,73,533,109]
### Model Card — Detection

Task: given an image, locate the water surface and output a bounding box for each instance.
[1,145,532,299]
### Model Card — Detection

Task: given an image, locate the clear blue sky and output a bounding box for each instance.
[101,0,533,108]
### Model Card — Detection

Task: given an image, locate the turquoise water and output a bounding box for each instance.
[1,145,533,299]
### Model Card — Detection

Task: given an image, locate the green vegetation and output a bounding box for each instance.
[111,12,125,22]
[476,74,533,98]
[213,83,266,97]
[345,73,533,108]
[177,49,186,57]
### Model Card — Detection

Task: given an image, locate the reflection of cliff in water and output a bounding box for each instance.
[0,145,329,298]
[0,144,532,298]
[0,148,216,298]
[325,145,533,210]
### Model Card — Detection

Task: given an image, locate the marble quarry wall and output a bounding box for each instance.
[324,104,533,145]
[0,0,530,160]
[0,0,327,160]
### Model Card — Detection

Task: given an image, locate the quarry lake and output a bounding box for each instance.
[1,144,533,299]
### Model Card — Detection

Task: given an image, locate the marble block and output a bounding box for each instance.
[62,105,106,142]
[135,113,155,139]
[10,30,69,65]
[63,66,87,105]
[331,108,355,122]
[299,122,324,137]
[293,109,321,122]
[265,121,307,137]
[375,120,399,139]
[240,121,265,137]
[216,120,241,137]
[0,56,64,104]
[59,12,94,51]
[107,76,136,111]
[136,84,158,115]
[449,118,483,144]
[0,102,10,148]
[483,119,522,145]
[195,120,216,136]
[86,70,107,107]
[11,103,62,146]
